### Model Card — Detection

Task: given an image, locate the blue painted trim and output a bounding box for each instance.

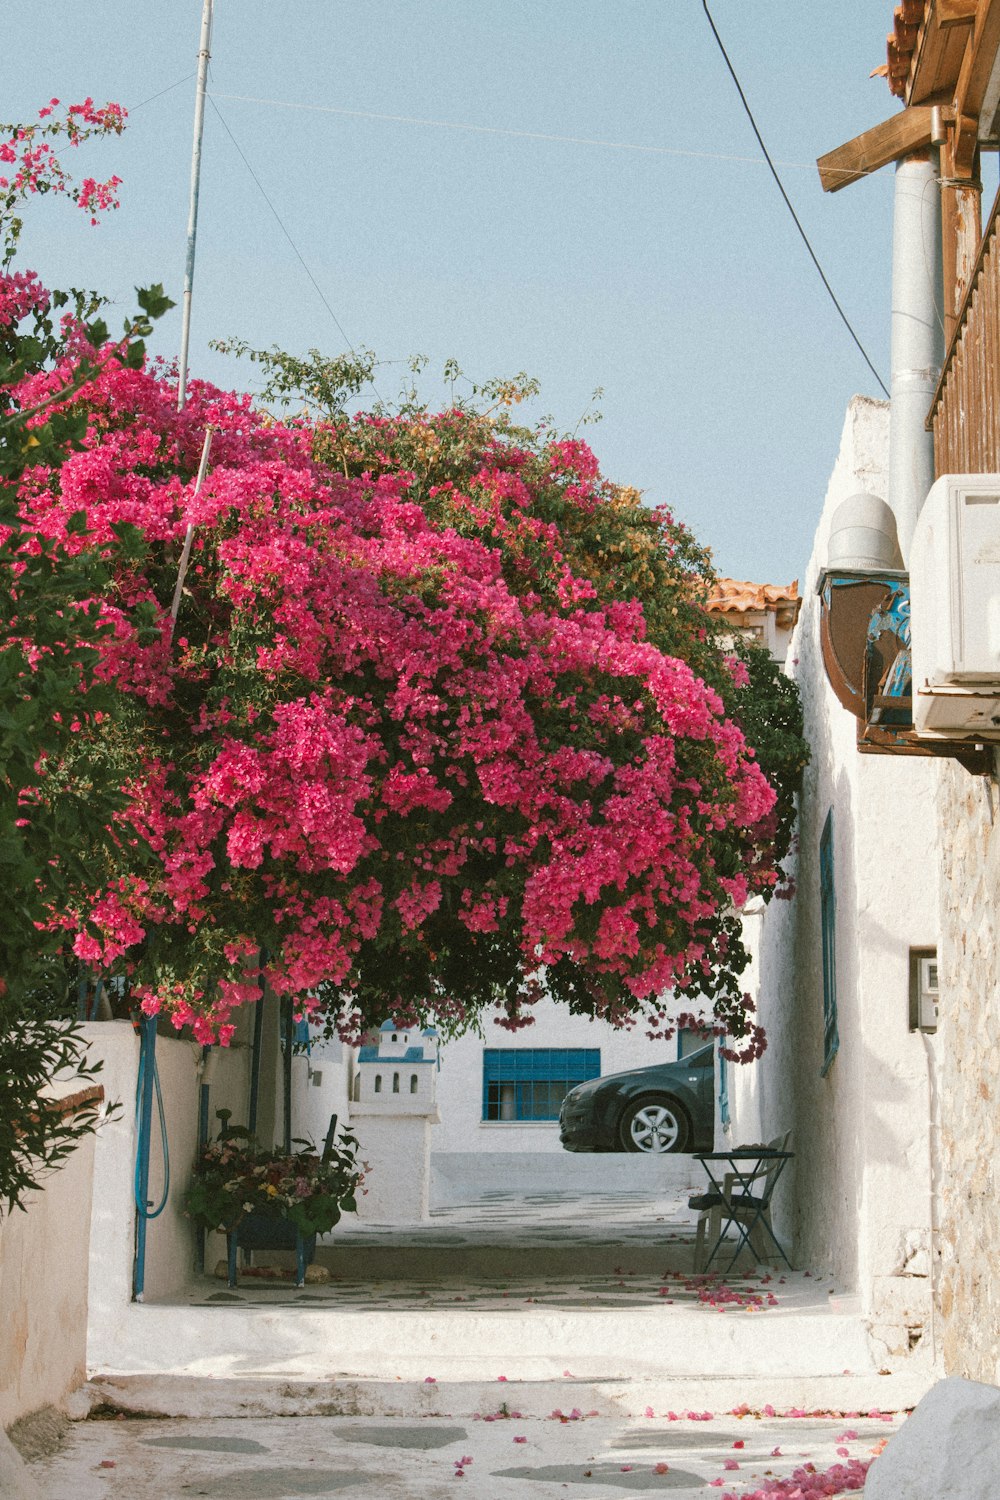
[132,1015,160,1301]
[820,809,840,1076]
[718,1046,730,1128]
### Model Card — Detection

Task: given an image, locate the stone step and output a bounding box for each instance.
[80,1368,935,1423]
[92,1297,905,1385]
[311,1239,697,1279]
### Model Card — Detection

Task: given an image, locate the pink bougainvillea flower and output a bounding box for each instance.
[4,237,791,1053]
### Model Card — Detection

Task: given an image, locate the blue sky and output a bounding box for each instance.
[2,2,930,585]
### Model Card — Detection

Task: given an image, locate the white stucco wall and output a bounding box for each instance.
[291,1033,351,1157]
[736,398,940,1354]
[0,1121,96,1426]
[431,999,703,1154]
[85,1021,250,1369]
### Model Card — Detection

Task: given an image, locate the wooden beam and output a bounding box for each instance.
[954,0,1000,173]
[940,134,982,344]
[817,106,938,192]
[938,0,978,26]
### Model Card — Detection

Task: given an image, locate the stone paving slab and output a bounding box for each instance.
[327,1190,699,1244]
[32,1410,902,1500]
[185,1265,816,1315]
[99,1190,932,1411]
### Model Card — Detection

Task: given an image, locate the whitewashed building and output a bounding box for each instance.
[729,396,943,1364]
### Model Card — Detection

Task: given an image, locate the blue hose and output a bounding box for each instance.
[132,1016,170,1301]
[134,1035,170,1218]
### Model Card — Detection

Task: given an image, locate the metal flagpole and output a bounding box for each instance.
[177,0,215,412]
[133,2,215,1303]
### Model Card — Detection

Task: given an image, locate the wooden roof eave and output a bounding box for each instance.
[952,0,1000,167]
[906,0,976,107]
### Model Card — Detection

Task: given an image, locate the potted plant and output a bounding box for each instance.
[185,1113,364,1287]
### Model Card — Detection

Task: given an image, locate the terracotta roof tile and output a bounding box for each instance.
[44,1084,105,1119]
[705,577,801,621]
[880,1,929,99]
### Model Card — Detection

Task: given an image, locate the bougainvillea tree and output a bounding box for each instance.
[210,345,809,1045]
[3,107,808,1131]
[0,99,171,1209]
[18,374,802,1057]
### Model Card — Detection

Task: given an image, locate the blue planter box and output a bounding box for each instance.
[225,1211,321,1289]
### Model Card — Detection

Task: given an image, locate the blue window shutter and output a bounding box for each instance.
[819,809,840,1076]
[482,1049,601,1120]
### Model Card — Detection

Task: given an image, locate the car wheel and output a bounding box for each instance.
[618,1096,689,1153]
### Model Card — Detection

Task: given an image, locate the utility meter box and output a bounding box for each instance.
[908,947,939,1034]
[910,473,1000,737]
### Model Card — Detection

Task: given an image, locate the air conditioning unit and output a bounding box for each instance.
[910,474,1000,738]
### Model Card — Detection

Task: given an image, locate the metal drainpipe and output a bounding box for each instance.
[195,1045,216,1273]
[247,948,267,1138]
[888,152,944,565]
[282,997,294,1154]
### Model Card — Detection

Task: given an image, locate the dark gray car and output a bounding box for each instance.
[558,1042,715,1153]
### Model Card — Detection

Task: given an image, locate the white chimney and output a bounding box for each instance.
[888,154,944,566]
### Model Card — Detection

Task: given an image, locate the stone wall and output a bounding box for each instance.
[934,759,1000,1381]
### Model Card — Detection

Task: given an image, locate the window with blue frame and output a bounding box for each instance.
[677,1027,711,1059]
[482,1049,601,1121]
[819,808,840,1076]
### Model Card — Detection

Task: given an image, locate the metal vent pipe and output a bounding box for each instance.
[888,154,944,565]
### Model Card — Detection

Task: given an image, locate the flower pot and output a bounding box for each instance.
[226,1210,330,1289]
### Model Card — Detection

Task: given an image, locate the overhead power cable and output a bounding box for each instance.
[131,73,197,113]
[206,93,387,408]
[701,0,890,399]
[209,89,835,176]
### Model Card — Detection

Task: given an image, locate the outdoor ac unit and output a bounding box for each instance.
[910,474,1000,738]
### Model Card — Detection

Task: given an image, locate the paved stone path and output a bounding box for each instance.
[31,1408,901,1499]
[183,1188,831,1315]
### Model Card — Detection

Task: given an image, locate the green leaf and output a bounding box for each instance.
[135,284,175,321]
